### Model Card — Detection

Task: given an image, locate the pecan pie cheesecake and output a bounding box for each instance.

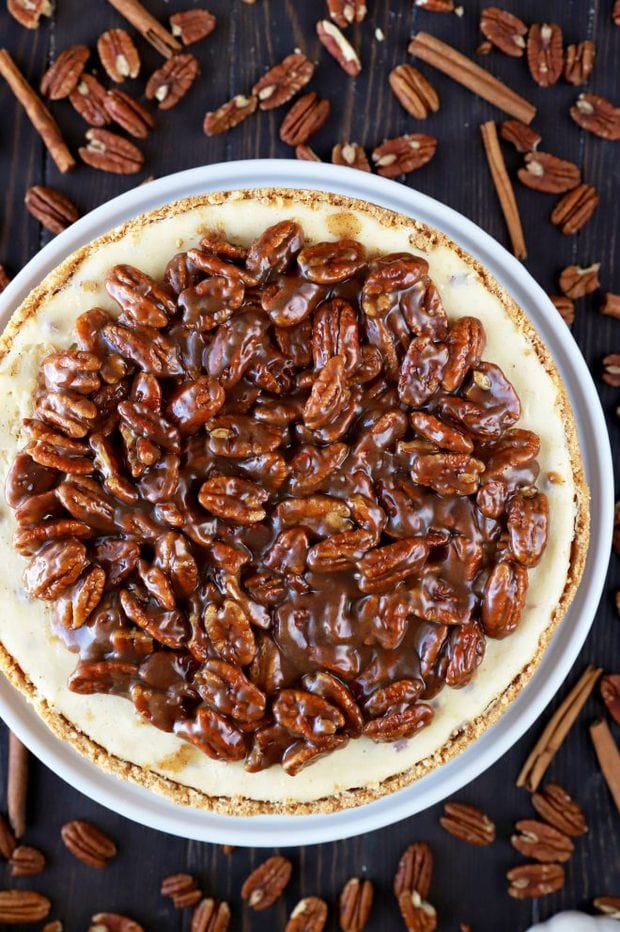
[0,189,588,814]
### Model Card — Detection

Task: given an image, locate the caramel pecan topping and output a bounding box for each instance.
[252,52,315,110]
[570,93,620,140]
[61,819,117,868]
[550,184,598,235]
[191,898,231,932]
[7,0,52,28]
[285,897,328,932]
[25,185,79,235]
[440,801,496,846]
[241,856,292,910]
[339,877,373,931]
[506,863,565,899]
[511,820,574,862]
[394,842,433,899]
[564,40,596,86]
[517,152,581,193]
[40,45,90,99]
[499,119,541,153]
[332,143,370,171]
[79,128,144,174]
[146,54,199,110]
[372,134,437,177]
[328,0,367,28]
[550,295,575,326]
[527,23,564,87]
[97,29,140,83]
[559,262,600,298]
[280,92,331,146]
[0,890,51,923]
[317,20,361,76]
[203,94,257,136]
[389,65,439,119]
[170,10,216,46]
[480,7,527,58]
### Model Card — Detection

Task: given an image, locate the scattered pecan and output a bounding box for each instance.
[570,93,620,140]
[476,40,493,55]
[79,128,144,174]
[252,52,315,110]
[241,855,292,910]
[550,295,575,326]
[527,23,564,87]
[161,873,202,909]
[372,134,437,177]
[191,898,231,932]
[393,842,433,899]
[550,184,598,235]
[296,144,321,161]
[146,54,199,110]
[61,819,117,869]
[285,897,328,932]
[440,802,496,846]
[24,185,79,235]
[40,44,89,99]
[88,913,144,932]
[564,40,596,86]
[7,0,52,28]
[203,95,257,135]
[69,74,111,126]
[601,293,620,320]
[328,0,367,27]
[9,844,46,876]
[0,890,51,923]
[415,0,455,10]
[517,152,581,193]
[317,20,361,76]
[97,29,140,82]
[0,813,16,859]
[339,877,373,932]
[558,262,600,298]
[389,64,439,119]
[332,142,370,171]
[0,265,10,292]
[397,891,437,932]
[280,92,331,146]
[511,820,574,863]
[499,119,541,153]
[42,922,63,932]
[594,896,620,918]
[600,674,620,724]
[105,89,155,139]
[603,354,620,387]
[506,863,565,899]
[170,10,216,46]
[480,7,527,58]
[615,1,620,25]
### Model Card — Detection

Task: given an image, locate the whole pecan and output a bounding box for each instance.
[285,897,328,932]
[105,89,155,139]
[199,475,267,524]
[97,29,140,82]
[507,863,565,899]
[317,20,361,76]
[517,152,581,193]
[146,54,199,110]
[371,134,437,177]
[440,802,496,846]
[0,890,51,923]
[241,855,292,910]
[61,820,117,868]
[40,45,90,99]
[195,660,266,722]
[298,239,366,283]
[191,898,231,932]
[280,92,331,146]
[564,40,596,86]
[327,0,367,27]
[499,119,541,153]
[252,52,315,110]
[79,129,144,174]
[170,10,217,46]
[480,7,527,57]
[7,0,52,28]
[9,844,46,876]
[161,873,202,908]
[25,185,79,235]
[332,142,370,171]
[511,820,574,863]
[527,23,564,87]
[339,877,373,931]
[203,95,258,135]
[246,219,304,278]
[397,891,437,932]
[204,599,255,666]
[558,262,600,298]
[570,93,620,140]
[550,295,575,325]
[600,674,620,724]
[358,538,428,594]
[551,184,598,235]
[393,842,433,899]
[88,913,144,932]
[389,65,439,119]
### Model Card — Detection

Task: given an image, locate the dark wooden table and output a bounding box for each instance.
[0,1,618,929]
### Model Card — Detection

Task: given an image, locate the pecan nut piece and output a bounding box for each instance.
[564,40,596,86]
[7,0,52,27]
[339,877,373,932]
[280,92,331,146]
[332,142,371,171]
[600,674,620,724]
[106,264,175,327]
[363,702,433,741]
[105,89,155,139]
[511,819,574,863]
[195,659,266,722]
[61,819,117,868]
[0,890,51,923]
[67,659,137,695]
[199,475,267,523]
[285,897,328,932]
[203,95,258,135]
[241,855,292,910]
[531,782,588,836]
[25,185,79,235]
[594,897,620,919]
[394,842,433,899]
[507,863,565,899]
[40,44,90,98]
[440,802,496,846]
[69,74,111,126]
[191,898,231,932]
[170,10,217,46]
[174,705,246,761]
[304,356,351,430]
[24,537,88,600]
[551,184,598,235]
[298,239,366,284]
[372,134,437,177]
[559,262,600,298]
[480,7,527,57]
[499,119,541,153]
[302,671,363,736]
[79,128,144,174]
[161,873,202,909]
[518,152,581,193]
[358,537,428,594]
[88,913,144,932]
[397,891,437,932]
[507,491,548,566]
[204,599,256,666]
[97,29,140,82]
[146,53,199,110]
[482,560,528,638]
[327,0,367,28]
[550,294,575,325]
[246,219,304,279]
[273,689,345,743]
[317,20,361,76]
[389,64,439,119]
[527,23,564,87]
[9,844,46,877]
[570,93,620,140]
[252,52,315,110]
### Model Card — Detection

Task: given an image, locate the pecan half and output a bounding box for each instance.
[9,844,46,877]
[41,44,90,98]
[69,74,111,126]
[440,802,496,846]
[594,896,620,919]
[415,0,455,10]
[397,891,437,932]
[363,703,433,742]
[394,842,433,899]
[389,65,439,119]
[170,10,217,46]
[297,144,321,162]
[372,135,437,177]
[146,54,199,110]
[203,95,257,135]
[601,293,620,321]
[327,0,367,27]
[0,265,10,292]
[317,20,361,76]
[550,295,575,325]
[507,863,565,899]
[7,0,52,28]
[285,897,328,932]
[0,890,51,923]
[97,29,140,82]
[558,262,600,298]
[527,23,564,87]
[191,898,231,932]
[161,873,202,909]
[241,856,292,910]
[517,152,580,193]
[480,7,527,57]
[564,40,596,86]
[252,52,315,110]
[499,119,541,153]
[511,820,574,863]
[601,674,620,724]
[88,913,144,932]
[24,537,88,600]
[79,128,144,174]
[105,89,155,139]
[0,813,16,859]
[570,93,620,140]
[550,184,598,235]
[603,354,620,387]
[339,877,373,932]
[332,143,371,171]
[280,92,331,146]
[482,560,527,638]
[199,475,267,523]
[615,1,620,25]
[25,185,79,234]
[61,819,117,868]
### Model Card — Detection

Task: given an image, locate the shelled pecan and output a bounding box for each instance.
[161,873,202,908]
[203,95,257,135]
[69,74,111,126]
[507,863,565,899]
[0,890,51,923]
[170,10,216,46]
[531,783,588,836]
[191,899,231,932]
[389,65,439,119]
[285,897,328,932]
[252,52,315,110]
[7,0,52,28]
[280,93,330,146]
[397,891,437,932]
[9,844,46,876]
[527,23,563,87]
[316,20,361,76]
[440,802,496,845]
[79,128,144,174]
[564,40,596,86]
[559,263,600,298]
[499,119,541,153]
[327,0,367,28]
[145,54,199,110]
[98,29,140,82]
[550,295,575,326]
[241,855,292,910]
[61,819,117,868]
[40,45,90,99]
[372,134,437,176]
[570,93,620,140]
[511,820,574,862]
[25,186,79,234]
[394,842,433,899]
[339,877,373,931]
[480,7,527,58]
[105,89,155,139]
[518,152,580,193]
[332,143,370,171]
[550,183,598,235]
[87,913,144,932]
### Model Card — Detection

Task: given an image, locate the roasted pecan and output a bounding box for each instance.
[9,844,46,877]
[564,40,596,86]
[79,128,144,174]
[480,7,527,57]
[390,64,439,119]
[252,52,315,110]
[339,877,373,932]
[499,119,541,153]
[88,913,143,932]
[372,134,437,177]
[551,183,598,235]
[482,560,527,638]
[161,873,202,909]
[41,44,89,98]
[247,219,304,279]
[527,23,564,87]
[394,842,433,899]
[191,898,231,932]
[25,185,79,235]
[203,95,258,135]
[146,54,199,110]
[558,262,600,298]
[570,93,620,140]
[358,538,428,593]
[0,890,51,923]
[332,142,370,171]
[170,10,216,46]
[105,89,155,139]
[511,820,574,863]
[97,29,140,82]
[69,74,111,126]
[518,152,580,193]
[241,855,292,910]
[397,892,437,932]
[317,20,361,76]
[507,863,565,899]
[440,802,496,846]
[507,491,548,566]
[327,0,367,27]
[285,897,328,932]
[600,674,620,724]
[280,92,331,146]
[274,689,345,743]
[363,703,433,742]
[61,819,117,868]
[550,295,575,325]
[24,537,88,600]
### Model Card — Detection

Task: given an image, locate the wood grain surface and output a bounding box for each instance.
[0,1,618,929]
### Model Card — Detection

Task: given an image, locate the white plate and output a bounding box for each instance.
[0,161,613,847]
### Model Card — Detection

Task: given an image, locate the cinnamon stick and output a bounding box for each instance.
[590,719,620,812]
[106,0,181,58]
[409,32,537,124]
[7,733,28,839]
[480,121,526,260]
[0,51,75,175]
[517,665,602,791]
